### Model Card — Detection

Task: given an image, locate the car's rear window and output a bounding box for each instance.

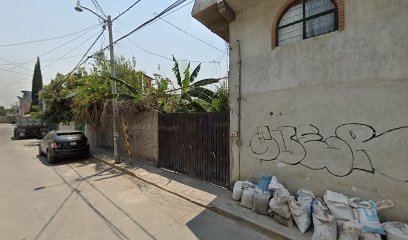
[56,133,84,139]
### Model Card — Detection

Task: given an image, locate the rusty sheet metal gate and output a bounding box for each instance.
[159,112,230,188]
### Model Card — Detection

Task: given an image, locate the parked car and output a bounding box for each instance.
[14,116,51,139]
[38,130,90,163]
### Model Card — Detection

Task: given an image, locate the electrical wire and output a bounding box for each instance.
[70,28,107,74]
[114,29,220,64]
[112,0,188,46]
[0,25,102,76]
[157,17,226,53]
[113,0,143,21]
[44,29,105,69]
[91,0,107,18]
[0,24,100,48]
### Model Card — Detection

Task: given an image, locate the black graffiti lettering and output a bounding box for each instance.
[247,123,408,182]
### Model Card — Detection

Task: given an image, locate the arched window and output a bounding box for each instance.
[277,0,338,46]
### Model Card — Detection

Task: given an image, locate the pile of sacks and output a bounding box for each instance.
[232,176,408,240]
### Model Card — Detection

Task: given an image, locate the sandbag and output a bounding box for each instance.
[269,189,291,219]
[338,220,362,240]
[268,176,291,197]
[323,190,354,221]
[258,175,272,192]
[296,189,315,218]
[240,186,255,209]
[360,232,382,240]
[252,188,271,215]
[289,197,312,234]
[273,212,294,228]
[312,199,337,240]
[382,222,408,240]
[358,200,385,235]
[232,181,253,201]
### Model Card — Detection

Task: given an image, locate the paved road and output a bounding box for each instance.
[0,124,269,240]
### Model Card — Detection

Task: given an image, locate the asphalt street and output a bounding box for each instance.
[0,124,270,240]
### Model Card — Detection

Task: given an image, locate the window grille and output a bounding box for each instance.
[278,0,338,46]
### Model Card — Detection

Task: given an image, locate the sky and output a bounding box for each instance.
[0,0,228,107]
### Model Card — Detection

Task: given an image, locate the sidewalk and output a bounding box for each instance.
[91,147,313,240]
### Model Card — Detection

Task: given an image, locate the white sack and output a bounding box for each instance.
[273,213,294,227]
[382,222,408,240]
[232,181,253,201]
[338,220,362,240]
[268,176,291,197]
[296,189,315,217]
[323,190,354,221]
[358,200,385,235]
[289,197,312,234]
[252,188,271,215]
[360,233,382,240]
[240,186,255,209]
[232,181,244,201]
[269,189,291,219]
[312,200,337,240]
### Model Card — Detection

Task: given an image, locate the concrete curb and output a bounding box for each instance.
[90,154,288,240]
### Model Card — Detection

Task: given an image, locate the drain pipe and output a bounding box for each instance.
[236,40,242,180]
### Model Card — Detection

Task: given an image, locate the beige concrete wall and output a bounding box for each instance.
[227,0,408,221]
[0,116,9,123]
[87,111,159,167]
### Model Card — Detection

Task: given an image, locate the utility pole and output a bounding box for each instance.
[107,16,120,164]
[75,2,120,163]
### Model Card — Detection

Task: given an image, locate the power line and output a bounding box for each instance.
[0,25,102,76]
[70,28,107,74]
[91,0,107,18]
[0,24,100,48]
[157,17,226,53]
[113,0,188,46]
[44,30,105,69]
[0,54,86,66]
[123,34,221,64]
[113,0,143,21]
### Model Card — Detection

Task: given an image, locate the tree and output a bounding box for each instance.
[171,56,220,112]
[208,83,229,112]
[31,57,43,110]
[0,106,6,116]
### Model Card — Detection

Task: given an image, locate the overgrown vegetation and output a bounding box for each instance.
[39,55,229,127]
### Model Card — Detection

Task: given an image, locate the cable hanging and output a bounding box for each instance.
[0,24,100,48]
[113,0,143,21]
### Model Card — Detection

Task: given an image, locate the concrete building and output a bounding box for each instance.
[17,91,32,116]
[193,0,408,221]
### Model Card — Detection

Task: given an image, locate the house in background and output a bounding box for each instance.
[17,91,32,116]
[193,0,408,221]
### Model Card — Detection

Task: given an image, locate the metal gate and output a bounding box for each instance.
[159,112,230,188]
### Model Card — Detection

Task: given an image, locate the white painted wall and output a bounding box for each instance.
[227,0,408,221]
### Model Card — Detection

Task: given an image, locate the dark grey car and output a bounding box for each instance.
[38,130,90,163]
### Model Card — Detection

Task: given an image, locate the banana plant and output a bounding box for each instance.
[172,56,219,112]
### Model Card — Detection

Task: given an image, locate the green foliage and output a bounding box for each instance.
[39,56,147,127]
[0,106,6,116]
[31,57,43,110]
[209,83,229,112]
[171,56,220,113]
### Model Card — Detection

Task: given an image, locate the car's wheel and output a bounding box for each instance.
[38,145,45,156]
[47,150,55,164]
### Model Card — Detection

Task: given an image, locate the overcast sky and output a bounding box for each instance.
[0,0,228,107]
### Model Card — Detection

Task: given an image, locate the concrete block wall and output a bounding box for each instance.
[86,111,159,167]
